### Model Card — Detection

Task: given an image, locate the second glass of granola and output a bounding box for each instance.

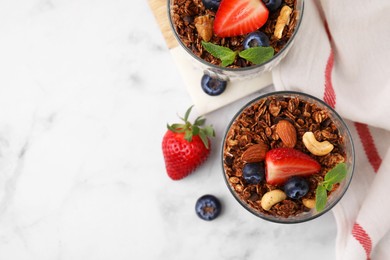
[222,91,355,223]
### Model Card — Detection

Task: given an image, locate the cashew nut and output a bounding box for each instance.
[302,132,334,156]
[261,190,287,211]
[302,198,316,209]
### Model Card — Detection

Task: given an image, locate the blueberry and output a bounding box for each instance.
[195,195,222,221]
[262,0,282,12]
[202,0,221,11]
[243,31,270,50]
[201,74,227,96]
[284,176,309,199]
[242,162,265,184]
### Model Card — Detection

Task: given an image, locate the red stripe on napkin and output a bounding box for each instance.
[352,223,372,260]
[323,49,336,108]
[324,21,332,41]
[354,122,382,172]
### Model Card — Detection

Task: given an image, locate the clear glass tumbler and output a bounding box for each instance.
[221,91,355,223]
[168,0,304,82]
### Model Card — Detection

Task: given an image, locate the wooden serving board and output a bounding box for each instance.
[148,0,178,49]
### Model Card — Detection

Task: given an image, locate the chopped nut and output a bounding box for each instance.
[274,5,293,39]
[302,198,316,209]
[194,15,213,42]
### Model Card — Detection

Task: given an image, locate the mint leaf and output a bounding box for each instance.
[238,46,274,65]
[314,163,347,212]
[315,185,327,212]
[324,182,334,191]
[324,162,347,186]
[201,42,275,66]
[202,41,237,67]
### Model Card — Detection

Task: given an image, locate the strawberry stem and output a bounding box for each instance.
[167,105,215,149]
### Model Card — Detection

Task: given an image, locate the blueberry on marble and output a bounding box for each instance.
[201,74,227,96]
[243,31,270,50]
[262,0,282,12]
[284,176,309,199]
[242,162,265,184]
[202,0,221,11]
[195,194,221,221]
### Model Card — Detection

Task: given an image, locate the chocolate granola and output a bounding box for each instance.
[223,95,346,218]
[170,0,299,68]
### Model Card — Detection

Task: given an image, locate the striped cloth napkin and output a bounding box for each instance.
[272,0,390,259]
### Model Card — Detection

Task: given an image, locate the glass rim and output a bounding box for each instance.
[167,0,305,72]
[220,90,355,224]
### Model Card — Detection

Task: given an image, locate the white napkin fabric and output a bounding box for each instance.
[170,47,273,115]
[272,0,390,259]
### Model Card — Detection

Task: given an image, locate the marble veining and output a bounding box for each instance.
[0,0,337,259]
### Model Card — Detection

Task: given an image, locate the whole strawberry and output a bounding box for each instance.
[162,106,215,180]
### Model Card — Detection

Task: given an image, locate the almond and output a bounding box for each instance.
[241,143,268,163]
[276,120,297,148]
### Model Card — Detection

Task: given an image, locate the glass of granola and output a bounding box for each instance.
[168,0,304,86]
[222,91,355,223]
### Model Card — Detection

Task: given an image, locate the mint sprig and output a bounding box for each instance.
[201,41,274,67]
[315,163,347,212]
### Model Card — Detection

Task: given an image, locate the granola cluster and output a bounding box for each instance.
[170,0,299,68]
[223,95,346,218]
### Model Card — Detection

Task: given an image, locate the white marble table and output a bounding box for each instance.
[0,0,337,259]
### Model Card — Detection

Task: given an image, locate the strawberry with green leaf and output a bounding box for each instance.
[162,106,215,180]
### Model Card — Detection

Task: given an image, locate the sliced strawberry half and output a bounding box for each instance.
[265,148,321,185]
[213,0,269,37]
